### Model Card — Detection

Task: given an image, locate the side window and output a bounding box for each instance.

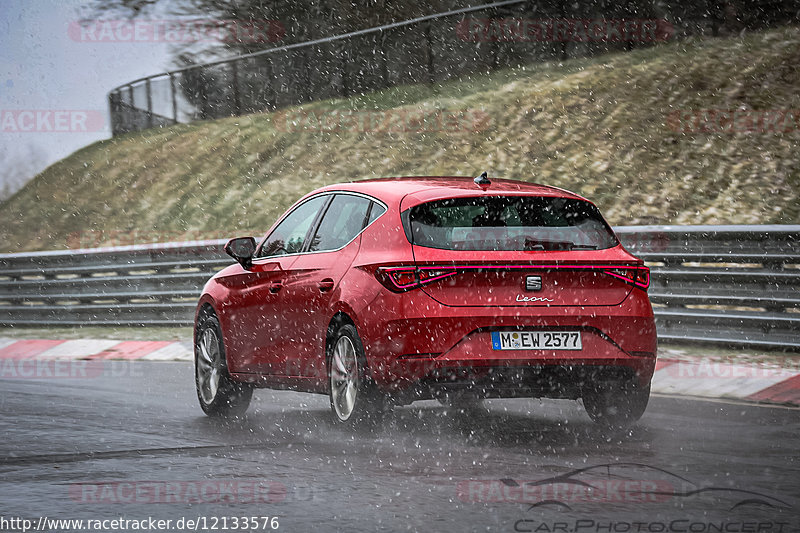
[367,202,386,225]
[257,195,328,258]
[308,194,372,252]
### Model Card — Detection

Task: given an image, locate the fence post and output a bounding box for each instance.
[265,59,275,111]
[170,73,178,123]
[231,60,242,116]
[379,32,388,90]
[340,44,348,97]
[425,22,434,84]
[198,68,210,119]
[145,78,153,128]
[109,91,120,136]
[301,48,310,104]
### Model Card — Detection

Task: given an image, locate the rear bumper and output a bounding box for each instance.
[358,289,657,395]
[391,364,652,404]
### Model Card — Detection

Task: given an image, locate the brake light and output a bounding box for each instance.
[376,266,458,292]
[603,266,650,290]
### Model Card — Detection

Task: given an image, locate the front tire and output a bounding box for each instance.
[195,314,253,418]
[327,324,386,427]
[583,379,650,429]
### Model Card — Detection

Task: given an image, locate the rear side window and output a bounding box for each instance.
[308,194,373,252]
[403,196,618,251]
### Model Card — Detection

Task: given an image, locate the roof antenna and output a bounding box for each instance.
[474,171,491,190]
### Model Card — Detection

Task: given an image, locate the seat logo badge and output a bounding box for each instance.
[517,294,554,303]
[525,276,542,291]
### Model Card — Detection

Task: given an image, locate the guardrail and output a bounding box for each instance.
[618,225,800,350]
[0,226,798,350]
[0,241,229,328]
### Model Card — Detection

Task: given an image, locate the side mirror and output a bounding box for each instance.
[224,237,256,270]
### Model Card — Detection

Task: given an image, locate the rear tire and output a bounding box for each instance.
[327,324,386,427]
[583,379,650,429]
[195,314,253,418]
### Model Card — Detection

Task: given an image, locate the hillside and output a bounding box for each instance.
[1,27,798,252]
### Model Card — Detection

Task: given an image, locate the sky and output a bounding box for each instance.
[0,0,172,194]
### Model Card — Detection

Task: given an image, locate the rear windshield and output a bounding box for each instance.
[402,196,618,251]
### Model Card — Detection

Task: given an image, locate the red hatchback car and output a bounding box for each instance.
[194,175,657,427]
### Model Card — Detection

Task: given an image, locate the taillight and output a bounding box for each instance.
[376,266,458,292]
[603,266,650,290]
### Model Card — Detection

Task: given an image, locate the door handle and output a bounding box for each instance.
[269,280,283,293]
[318,279,335,292]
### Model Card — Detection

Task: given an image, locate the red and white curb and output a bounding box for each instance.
[651,359,800,406]
[1,338,798,406]
[0,338,193,363]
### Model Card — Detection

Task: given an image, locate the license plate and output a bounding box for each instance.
[491,331,582,351]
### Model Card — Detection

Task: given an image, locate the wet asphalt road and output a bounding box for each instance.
[1,361,799,533]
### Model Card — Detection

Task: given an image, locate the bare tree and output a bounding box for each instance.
[80,0,468,66]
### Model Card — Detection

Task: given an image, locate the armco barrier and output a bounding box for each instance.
[0,241,229,327]
[0,226,798,350]
[618,225,800,350]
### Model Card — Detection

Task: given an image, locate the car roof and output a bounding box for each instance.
[313,176,587,206]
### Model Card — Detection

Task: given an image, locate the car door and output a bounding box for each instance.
[225,194,328,374]
[280,193,376,379]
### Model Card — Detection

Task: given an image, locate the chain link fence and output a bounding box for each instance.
[107,0,800,136]
[104,0,633,135]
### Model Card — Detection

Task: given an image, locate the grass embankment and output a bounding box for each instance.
[1,27,798,252]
